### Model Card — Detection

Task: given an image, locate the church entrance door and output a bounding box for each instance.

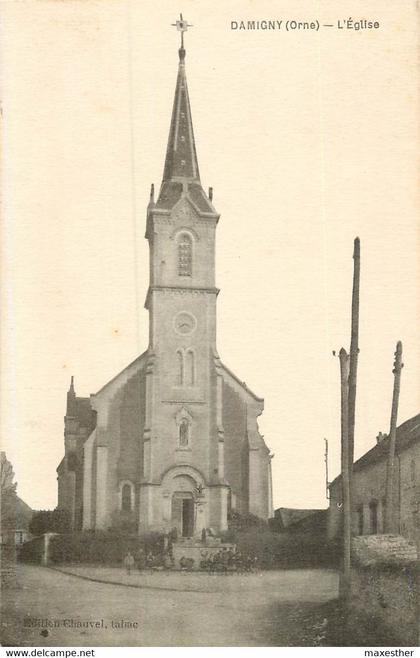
[171,493,194,538]
[182,498,194,537]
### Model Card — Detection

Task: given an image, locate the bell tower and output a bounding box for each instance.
[140,16,227,534]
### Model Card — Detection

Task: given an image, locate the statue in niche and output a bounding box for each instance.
[179,419,189,447]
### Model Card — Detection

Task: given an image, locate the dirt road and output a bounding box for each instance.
[1,565,339,646]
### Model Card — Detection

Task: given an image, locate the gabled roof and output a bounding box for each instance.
[274,507,325,529]
[219,360,264,405]
[93,350,149,397]
[15,496,33,528]
[330,412,420,487]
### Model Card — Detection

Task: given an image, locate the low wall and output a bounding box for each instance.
[352,534,417,567]
[18,535,45,563]
[18,533,58,565]
[350,535,419,645]
[0,544,17,588]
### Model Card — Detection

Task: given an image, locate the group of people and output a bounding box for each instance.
[123,547,173,574]
[123,544,259,574]
[199,547,258,574]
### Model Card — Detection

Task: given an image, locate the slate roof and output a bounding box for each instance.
[15,496,33,529]
[155,47,215,215]
[73,397,96,431]
[162,48,200,183]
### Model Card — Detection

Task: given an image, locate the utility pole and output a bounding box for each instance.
[324,438,330,500]
[348,237,360,487]
[336,237,360,601]
[384,341,403,534]
[339,348,351,600]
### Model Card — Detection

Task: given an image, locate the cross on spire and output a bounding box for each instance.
[156,10,215,212]
[162,14,199,183]
[171,13,193,54]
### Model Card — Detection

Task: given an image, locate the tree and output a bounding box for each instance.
[1,453,18,587]
[1,452,18,542]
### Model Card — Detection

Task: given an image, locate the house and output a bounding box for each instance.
[328,413,420,541]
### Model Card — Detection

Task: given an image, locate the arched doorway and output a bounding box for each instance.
[161,466,207,537]
[172,491,194,537]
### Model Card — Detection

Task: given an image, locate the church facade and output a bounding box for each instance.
[57,36,273,537]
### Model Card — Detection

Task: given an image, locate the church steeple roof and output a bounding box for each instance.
[162,46,200,183]
[155,17,216,215]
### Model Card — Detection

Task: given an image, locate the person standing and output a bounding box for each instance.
[123,551,135,575]
[135,547,145,571]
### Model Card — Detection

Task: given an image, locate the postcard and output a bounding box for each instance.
[1,0,419,650]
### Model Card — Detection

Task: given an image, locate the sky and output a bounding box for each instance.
[1,0,419,512]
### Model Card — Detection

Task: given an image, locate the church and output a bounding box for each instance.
[57,21,273,537]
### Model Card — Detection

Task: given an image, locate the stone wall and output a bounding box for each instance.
[352,534,418,566]
[350,535,419,645]
[222,380,247,513]
[399,442,420,539]
[0,544,17,588]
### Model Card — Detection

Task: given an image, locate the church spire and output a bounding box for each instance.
[66,375,76,415]
[162,15,200,183]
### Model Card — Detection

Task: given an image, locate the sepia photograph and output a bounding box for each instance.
[1,0,419,651]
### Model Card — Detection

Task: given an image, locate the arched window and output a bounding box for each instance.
[178,233,192,277]
[179,419,190,448]
[176,350,184,385]
[185,350,195,386]
[121,483,133,512]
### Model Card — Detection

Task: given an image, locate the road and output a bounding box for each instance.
[1,565,339,646]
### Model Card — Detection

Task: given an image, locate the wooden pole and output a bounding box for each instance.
[339,348,351,600]
[348,237,360,482]
[324,438,330,500]
[384,341,403,534]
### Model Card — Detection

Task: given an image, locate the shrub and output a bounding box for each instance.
[228,528,341,569]
[227,510,268,532]
[18,536,45,563]
[48,530,165,565]
[29,509,71,536]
